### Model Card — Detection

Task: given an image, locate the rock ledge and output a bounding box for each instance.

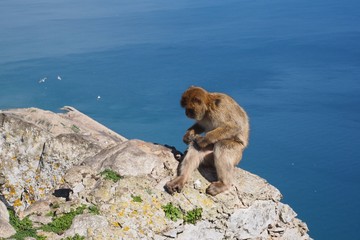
[0,107,311,239]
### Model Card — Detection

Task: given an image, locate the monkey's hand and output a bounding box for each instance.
[194,135,211,148]
[183,130,196,145]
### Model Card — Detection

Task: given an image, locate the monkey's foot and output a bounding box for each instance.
[206,181,230,196]
[165,176,186,195]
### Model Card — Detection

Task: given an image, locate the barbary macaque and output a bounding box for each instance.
[165,86,249,196]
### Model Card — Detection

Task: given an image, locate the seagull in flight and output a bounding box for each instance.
[57,75,62,80]
[38,77,47,83]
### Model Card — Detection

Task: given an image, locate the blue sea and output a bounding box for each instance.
[1,0,359,239]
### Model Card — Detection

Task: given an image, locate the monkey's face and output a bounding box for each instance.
[180,87,209,121]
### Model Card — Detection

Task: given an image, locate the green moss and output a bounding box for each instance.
[162,203,183,222]
[131,195,143,203]
[7,204,100,239]
[41,205,87,234]
[88,205,100,215]
[61,234,85,240]
[45,211,56,217]
[183,207,203,224]
[100,169,123,182]
[8,209,46,240]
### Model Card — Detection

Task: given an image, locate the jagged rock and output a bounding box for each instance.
[227,200,278,239]
[0,218,16,239]
[63,214,108,238]
[0,200,10,221]
[0,107,311,239]
[177,221,224,240]
[0,107,126,212]
[0,201,16,239]
[82,139,178,179]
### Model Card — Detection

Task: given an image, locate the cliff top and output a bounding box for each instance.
[0,107,310,240]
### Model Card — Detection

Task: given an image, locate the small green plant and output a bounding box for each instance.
[8,209,46,240]
[45,211,56,217]
[162,203,203,224]
[71,124,80,133]
[184,207,203,224]
[41,205,87,234]
[162,203,183,222]
[88,205,100,215]
[100,169,123,182]
[131,195,143,203]
[62,233,85,240]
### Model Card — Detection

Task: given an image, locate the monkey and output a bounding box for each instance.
[165,86,249,196]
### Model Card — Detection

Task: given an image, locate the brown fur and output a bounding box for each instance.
[165,86,249,196]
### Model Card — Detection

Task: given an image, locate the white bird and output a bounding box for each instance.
[97,96,101,100]
[38,77,47,83]
[57,75,62,80]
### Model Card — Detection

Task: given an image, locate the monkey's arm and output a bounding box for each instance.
[195,125,245,148]
[183,123,205,144]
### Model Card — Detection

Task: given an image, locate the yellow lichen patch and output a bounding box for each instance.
[142,204,150,212]
[123,226,130,232]
[118,209,125,217]
[13,198,22,207]
[200,197,214,207]
[11,156,17,161]
[9,186,16,195]
[29,186,34,195]
[129,210,138,217]
[59,177,65,184]
[151,197,162,208]
[112,222,121,227]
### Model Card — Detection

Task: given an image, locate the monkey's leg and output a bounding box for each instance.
[165,143,212,194]
[206,140,244,196]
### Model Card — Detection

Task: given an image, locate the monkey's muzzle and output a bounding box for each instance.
[185,108,195,119]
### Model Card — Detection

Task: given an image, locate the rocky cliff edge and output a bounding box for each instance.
[0,107,311,240]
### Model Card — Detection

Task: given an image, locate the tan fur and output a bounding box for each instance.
[165,86,249,196]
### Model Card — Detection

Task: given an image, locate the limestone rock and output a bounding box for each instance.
[82,139,178,179]
[63,214,108,238]
[0,107,311,239]
[0,201,16,239]
[177,221,224,240]
[0,218,17,239]
[0,107,126,212]
[0,200,10,221]
[227,200,278,239]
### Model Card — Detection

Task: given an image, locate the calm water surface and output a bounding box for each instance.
[1,0,360,239]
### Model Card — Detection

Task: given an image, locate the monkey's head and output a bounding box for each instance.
[180,86,216,121]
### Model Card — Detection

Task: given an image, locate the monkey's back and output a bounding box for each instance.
[207,92,249,147]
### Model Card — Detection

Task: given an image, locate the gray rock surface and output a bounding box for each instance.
[0,107,311,239]
[0,201,16,238]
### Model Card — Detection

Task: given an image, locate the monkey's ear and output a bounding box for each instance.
[180,97,187,108]
[214,98,221,107]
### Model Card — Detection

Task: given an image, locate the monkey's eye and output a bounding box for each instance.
[193,97,202,105]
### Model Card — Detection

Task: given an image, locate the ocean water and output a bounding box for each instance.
[1,0,360,239]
